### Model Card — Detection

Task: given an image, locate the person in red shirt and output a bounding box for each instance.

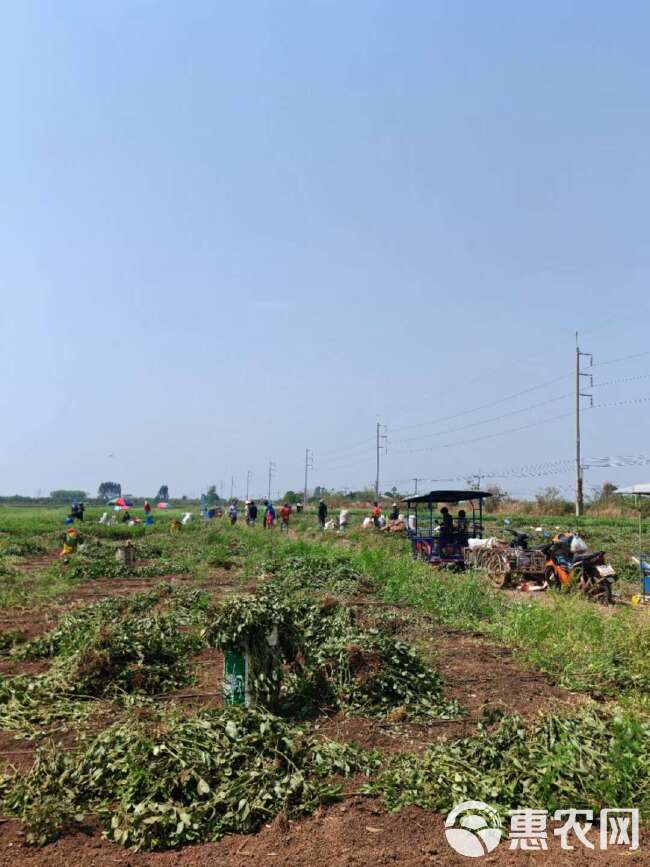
[371,501,382,528]
[280,503,292,532]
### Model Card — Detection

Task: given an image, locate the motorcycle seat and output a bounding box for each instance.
[572,551,603,564]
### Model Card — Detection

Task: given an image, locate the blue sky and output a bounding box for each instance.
[1,1,649,500]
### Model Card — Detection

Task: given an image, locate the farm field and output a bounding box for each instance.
[0,505,649,865]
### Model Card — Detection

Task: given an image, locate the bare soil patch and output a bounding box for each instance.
[164,648,225,712]
[433,627,578,735]
[12,553,59,574]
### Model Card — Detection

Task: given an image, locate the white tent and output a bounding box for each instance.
[615,484,650,496]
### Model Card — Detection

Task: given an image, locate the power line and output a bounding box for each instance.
[316,451,377,473]
[592,350,650,369]
[593,372,650,389]
[584,454,650,469]
[592,394,650,411]
[389,372,572,434]
[391,410,574,455]
[389,392,573,445]
[316,437,376,459]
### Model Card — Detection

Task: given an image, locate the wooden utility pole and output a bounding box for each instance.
[375,422,387,499]
[575,333,593,517]
[304,449,313,507]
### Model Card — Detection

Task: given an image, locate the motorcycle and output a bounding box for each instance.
[476,524,617,603]
[541,535,617,604]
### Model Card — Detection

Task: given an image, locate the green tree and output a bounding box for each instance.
[50,489,88,502]
[282,490,300,504]
[98,481,121,502]
[206,485,220,506]
[156,485,169,501]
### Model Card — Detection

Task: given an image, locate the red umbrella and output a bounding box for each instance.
[157,502,170,509]
[108,497,132,509]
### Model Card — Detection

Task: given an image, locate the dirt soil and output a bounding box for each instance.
[165,648,225,712]
[0,799,645,866]
[433,627,578,735]
[12,553,59,574]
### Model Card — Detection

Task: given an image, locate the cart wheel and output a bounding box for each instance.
[545,565,560,591]
[578,572,613,605]
[471,550,484,569]
[484,551,510,589]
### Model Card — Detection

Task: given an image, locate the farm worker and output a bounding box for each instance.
[318,499,328,529]
[60,527,80,556]
[228,504,238,525]
[69,502,84,522]
[371,502,382,528]
[389,502,399,521]
[296,501,303,513]
[121,509,131,524]
[265,501,276,528]
[280,503,291,532]
[439,507,453,542]
[244,500,251,522]
[457,509,469,546]
[144,500,151,515]
[248,501,258,526]
[339,508,349,530]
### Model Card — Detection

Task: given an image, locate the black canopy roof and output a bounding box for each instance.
[402,490,492,505]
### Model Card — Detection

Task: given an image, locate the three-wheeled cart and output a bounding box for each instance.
[465,541,547,589]
[403,489,492,569]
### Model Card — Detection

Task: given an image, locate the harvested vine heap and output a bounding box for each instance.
[364,706,650,820]
[1,704,379,850]
[203,588,460,719]
[0,585,212,737]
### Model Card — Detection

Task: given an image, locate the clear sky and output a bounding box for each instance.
[1,1,649,501]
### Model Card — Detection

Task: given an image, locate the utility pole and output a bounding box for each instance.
[575,333,593,517]
[229,475,235,501]
[304,449,314,507]
[375,421,388,499]
[411,477,425,495]
[246,470,252,500]
[268,460,276,501]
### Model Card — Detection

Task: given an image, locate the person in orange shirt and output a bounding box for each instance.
[371,501,382,528]
[280,503,292,532]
